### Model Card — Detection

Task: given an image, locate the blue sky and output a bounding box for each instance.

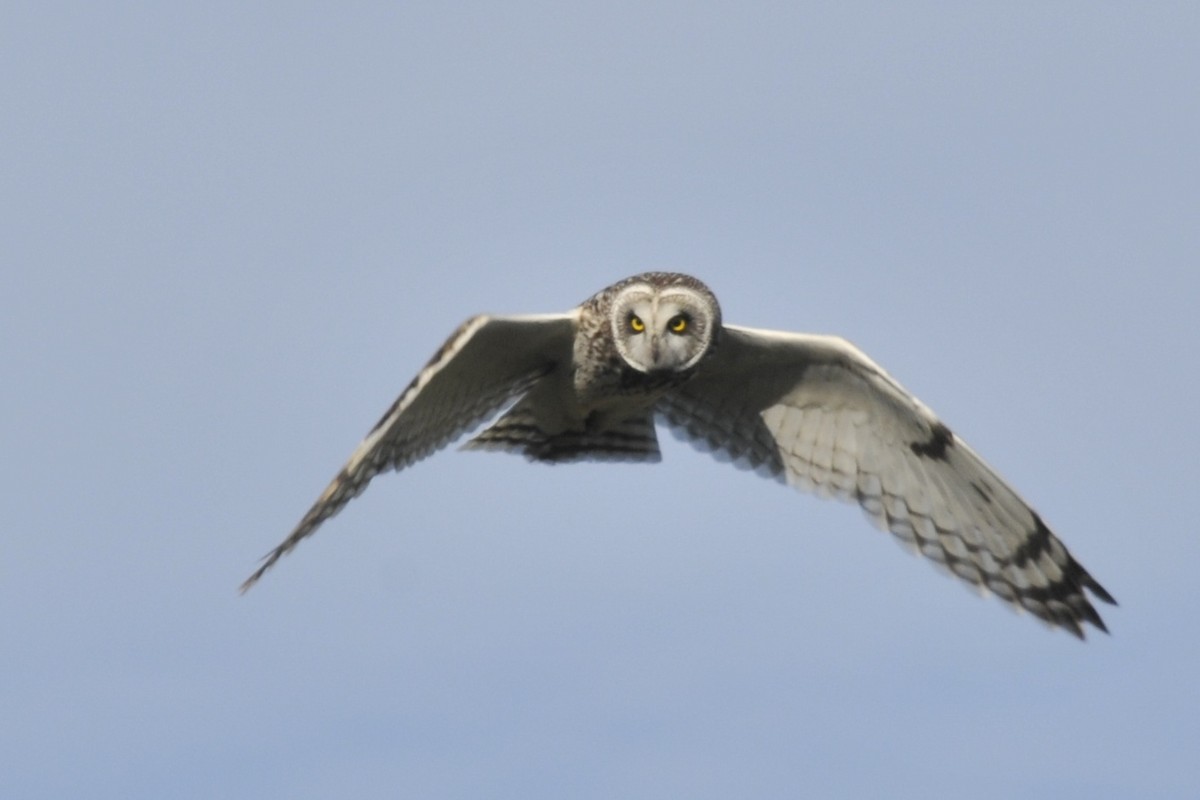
[3,3,1197,798]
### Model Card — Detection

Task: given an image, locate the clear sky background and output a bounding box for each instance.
[4,3,1197,798]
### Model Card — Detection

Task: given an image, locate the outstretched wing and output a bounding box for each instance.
[658,325,1115,638]
[241,312,577,591]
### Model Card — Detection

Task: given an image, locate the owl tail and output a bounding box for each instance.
[463,402,661,464]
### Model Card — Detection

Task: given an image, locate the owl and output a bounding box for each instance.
[242,272,1115,638]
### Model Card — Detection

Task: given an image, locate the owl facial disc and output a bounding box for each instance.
[610,280,719,373]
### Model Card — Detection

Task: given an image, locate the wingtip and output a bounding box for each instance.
[238,564,267,595]
[238,546,285,595]
[1087,578,1118,607]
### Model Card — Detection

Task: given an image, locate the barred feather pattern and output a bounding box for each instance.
[466,409,661,463]
[658,325,1115,638]
[240,313,576,591]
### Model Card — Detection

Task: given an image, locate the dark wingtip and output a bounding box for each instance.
[1076,601,1110,636]
[1085,576,1117,607]
[238,564,268,595]
[238,546,285,594]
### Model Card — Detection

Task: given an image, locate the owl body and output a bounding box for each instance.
[467,272,722,463]
[243,272,1115,639]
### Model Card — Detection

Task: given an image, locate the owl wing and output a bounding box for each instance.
[241,312,577,591]
[657,324,1115,638]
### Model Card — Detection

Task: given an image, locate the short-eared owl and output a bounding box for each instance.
[243,273,1114,638]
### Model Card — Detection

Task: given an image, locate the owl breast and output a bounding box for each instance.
[580,353,696,408]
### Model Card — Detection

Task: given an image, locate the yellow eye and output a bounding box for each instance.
[668,315,688,334]
[629,315,645,333]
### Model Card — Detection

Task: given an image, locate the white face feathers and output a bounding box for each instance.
[609,282,717,373]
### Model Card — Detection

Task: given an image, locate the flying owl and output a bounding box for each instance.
[242,272,1115,638]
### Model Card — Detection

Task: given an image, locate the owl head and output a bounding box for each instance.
[608,273,721,373]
